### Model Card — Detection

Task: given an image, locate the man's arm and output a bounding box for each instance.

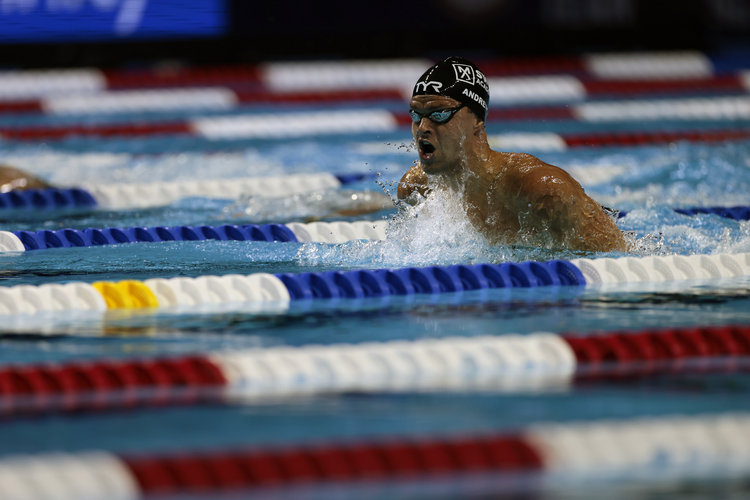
[397,164,430,203]
[516,163,626,252]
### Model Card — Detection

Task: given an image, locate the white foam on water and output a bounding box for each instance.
[378,186,502,265]
[295,178,571,269]
[295,192,502,268]
[720,221,750,254]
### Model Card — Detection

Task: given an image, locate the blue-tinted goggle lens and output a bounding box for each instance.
[409,105,464,124]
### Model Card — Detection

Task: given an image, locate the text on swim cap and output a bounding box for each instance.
[462,88,487,110]
[414,81,443,93]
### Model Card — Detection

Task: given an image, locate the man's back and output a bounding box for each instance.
[399,152,626,252]
[481,152,625,251]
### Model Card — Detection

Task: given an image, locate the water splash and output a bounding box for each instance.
[296,182,579,269]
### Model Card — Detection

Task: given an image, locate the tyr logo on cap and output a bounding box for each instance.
[414,81,443,93]
[453,64,475,84]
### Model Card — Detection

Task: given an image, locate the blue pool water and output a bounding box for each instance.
[1,82,750,497]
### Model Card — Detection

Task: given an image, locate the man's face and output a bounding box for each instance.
[409,95,477,175]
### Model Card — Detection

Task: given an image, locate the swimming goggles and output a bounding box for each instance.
[408,104,464,124]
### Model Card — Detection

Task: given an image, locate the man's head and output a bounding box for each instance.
[412,56,489,122]
[410,57,490,175]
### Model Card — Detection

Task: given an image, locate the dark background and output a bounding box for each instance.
[1,0,749,68]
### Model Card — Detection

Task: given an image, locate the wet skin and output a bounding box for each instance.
[0,165,50,192]
[398,95,626,252]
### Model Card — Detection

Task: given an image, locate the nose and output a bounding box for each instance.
[414,116,433,134]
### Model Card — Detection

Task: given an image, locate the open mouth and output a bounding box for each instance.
[419,139,436,157]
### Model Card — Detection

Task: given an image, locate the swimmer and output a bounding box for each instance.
[0,165,50,193]
[0,163,389,221]
[398,57,626,252]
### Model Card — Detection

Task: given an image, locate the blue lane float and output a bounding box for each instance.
[1,220,389,252]
[333,172,377,184]
[0,188,97,210]
[13,224,297,250]
[277,260,586,299]
[673,206,750,220]
[617,206,750,221]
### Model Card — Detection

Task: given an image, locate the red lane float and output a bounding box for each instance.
[478,56,587,76]
[561,129,750,148]
[0,355,225,395]
[0,101,44,113]
[0,122,193,141]
[121,434,542,494]
[563,325,750,362]
[563,325,750,382]
[102,65,262,89]
[581,75,746,96]
[234,88,405,104]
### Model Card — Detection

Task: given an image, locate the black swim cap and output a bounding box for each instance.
[412,56,490,121]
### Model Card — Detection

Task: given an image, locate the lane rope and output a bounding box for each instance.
[0,253,747,316]
[0,52,741,101]
[0,220,388,252]
[0,173,353,211]
[2,204,750,251]
[0,325,748,415]
[1,73,746,116]
[3,105,750,144]
[0,412,748,498]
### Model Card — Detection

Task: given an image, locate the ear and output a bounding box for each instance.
[473,119,486,137]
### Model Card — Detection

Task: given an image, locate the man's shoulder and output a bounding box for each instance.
[492,152,564,182]
[496,153,581,201]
